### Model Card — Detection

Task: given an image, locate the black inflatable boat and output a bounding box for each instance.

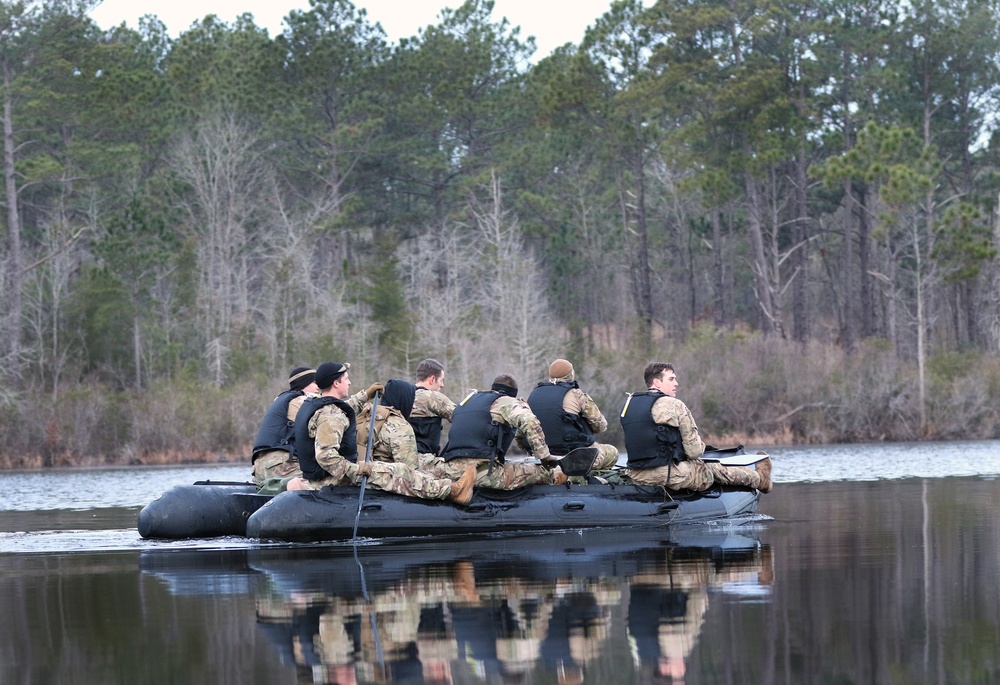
[244,482,760,542]
[137,480,270,539]
[137,451,766,541]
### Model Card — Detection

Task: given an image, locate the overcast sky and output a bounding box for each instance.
[88,0,619,58]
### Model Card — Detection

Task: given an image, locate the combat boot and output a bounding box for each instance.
[755,454,772,493]
[448,465,477,505]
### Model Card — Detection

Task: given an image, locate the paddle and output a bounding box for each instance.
[352,390,381,541]
[545,446,600,477]
[351,390,385,672]
[353,543,386,672]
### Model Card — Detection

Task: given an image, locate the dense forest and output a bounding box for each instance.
[3,0,1000,468]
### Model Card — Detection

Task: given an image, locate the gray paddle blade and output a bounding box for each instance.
[559,447,599,477]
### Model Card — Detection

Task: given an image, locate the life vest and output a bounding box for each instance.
[441,391,514,463]
[251,389,303,462]
[526,381,596,455]
[409,388,444,455]
[295,396,358,481]
[620,391,684,469]
[410,417,443,455]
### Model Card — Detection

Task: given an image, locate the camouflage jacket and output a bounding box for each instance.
[562,387,609,434]
[308,390,370,469]
[490,395,552,461]
[355,404,421,469]
[651,395,705,458]
[412,387,455,420]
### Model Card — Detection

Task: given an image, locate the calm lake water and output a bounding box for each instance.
[3,441,1000,684]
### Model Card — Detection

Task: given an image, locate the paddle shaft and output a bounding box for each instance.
[352,390,380,540]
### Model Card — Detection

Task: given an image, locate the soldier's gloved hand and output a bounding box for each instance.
[365,383,384,400]
[356,461,373,477]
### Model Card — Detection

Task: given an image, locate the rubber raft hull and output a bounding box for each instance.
[245,483,760,543]
[137,482,270,539]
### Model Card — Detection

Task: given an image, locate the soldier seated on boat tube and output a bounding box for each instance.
[408,358,456,457]
[286,362,477,505]
[620,362,773,494]
[355,378,447,473]
[434,374,571,490]
[249,366,319,488]
[527,358,620,475]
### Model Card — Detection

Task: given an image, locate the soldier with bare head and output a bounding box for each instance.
[409,358,456,457]
[620,362,772,494]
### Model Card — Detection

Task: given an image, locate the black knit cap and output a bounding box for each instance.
[315,362,350,390]
[288,366,316,391]
[381,379,416,420]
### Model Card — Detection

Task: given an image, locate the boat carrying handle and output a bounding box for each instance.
[563,501,585,511]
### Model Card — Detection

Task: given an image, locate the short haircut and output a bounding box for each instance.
[492,373,518,391]
[416,358,445,382]
[643,362,674,388]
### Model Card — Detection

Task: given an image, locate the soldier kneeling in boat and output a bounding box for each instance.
[620,362,772,493]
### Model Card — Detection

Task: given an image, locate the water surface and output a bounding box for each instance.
[3,442,1000,684]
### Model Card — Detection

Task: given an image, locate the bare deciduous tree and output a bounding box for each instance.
[399,175,560,391]
[170,112,271,385]
[470,176,560,383]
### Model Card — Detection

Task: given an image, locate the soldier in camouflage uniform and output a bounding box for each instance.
[356,378,437,471]
[620,362,772,493]
[409,358,456,456]
[438,374,569,490]
[250,366,318,487]
[527,358,619,472]
[287,362,476,504]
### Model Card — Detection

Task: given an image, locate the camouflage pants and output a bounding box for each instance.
[415,453,446,472]
[432,457,557,490]
[251,450,301,487]
[591,442,620,471]
[308,456,452,500]
[363,461,453,500]
[625,458,764,492]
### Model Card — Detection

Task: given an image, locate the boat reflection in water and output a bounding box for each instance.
[170,525,769,685]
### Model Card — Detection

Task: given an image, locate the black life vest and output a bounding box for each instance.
[295,396,358,481]
[410,388,444,455]
[251,389,303,462]
[620,391,685,469]
[526,381,596,455]
[441,391,514,463]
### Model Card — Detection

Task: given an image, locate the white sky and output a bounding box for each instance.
[88,0,616,59]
